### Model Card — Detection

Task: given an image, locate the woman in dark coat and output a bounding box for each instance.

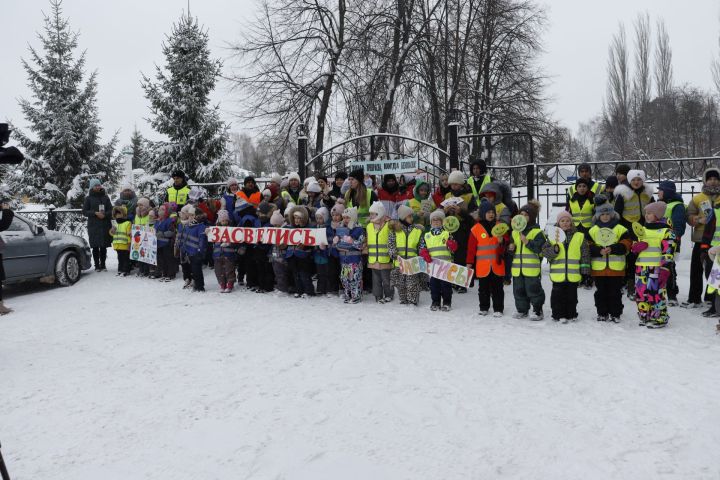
[0,201,15,314]
[82,178,113,271]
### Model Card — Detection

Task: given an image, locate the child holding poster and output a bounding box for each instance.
[389,205,424,305]
[541,211,591,323]
[419,210,458,312]
[335,207,365,303]
[507,200,546,320]
[466,200,507,317]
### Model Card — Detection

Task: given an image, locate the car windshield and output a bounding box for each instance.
[5,216,32,233]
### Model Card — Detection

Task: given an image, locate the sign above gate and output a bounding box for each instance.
[348,158,419,176]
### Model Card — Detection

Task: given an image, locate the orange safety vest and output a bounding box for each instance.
[237,190,262,206]
[470,223,505,277]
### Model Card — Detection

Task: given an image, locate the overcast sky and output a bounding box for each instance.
[2,0,718,147]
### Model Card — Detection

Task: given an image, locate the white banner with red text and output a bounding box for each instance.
[397,256,473,288]
[206,226,328,246]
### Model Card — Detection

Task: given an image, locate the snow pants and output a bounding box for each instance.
[315,262,329,295]
[390,268,422,305]
[341,262,363,301]
[272,258,290,293]
[476,272,504,313]
[371,268,393,300]
[190,254,205,290]
[328,256,341,293]
[157,245,176,279]
[512,275,544,314]
[288,255,315,295]
[429,277,452,306]
[594,276,624,317]
[116,250,130,274]
[214,256,236,287]
[688,242,713,303]
[550,281,578,320]
[635,266,668,326]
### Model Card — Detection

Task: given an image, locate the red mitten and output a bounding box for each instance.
[658,267,671,289]
[446,238,458,253]
[420,248,433,263]
[631,241,649,254]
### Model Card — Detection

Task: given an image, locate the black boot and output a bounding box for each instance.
[99,248,107,271]
[92,248,100,271]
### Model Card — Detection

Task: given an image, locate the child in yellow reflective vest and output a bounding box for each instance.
[419,209,458,312]
[630,201,676,328]
[389,205,424,306]
[110,206,131,276]
[366,201,394,303]
[541,211,590,323]
[508,200,546,321]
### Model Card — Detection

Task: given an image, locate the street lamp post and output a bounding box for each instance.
[296,123,308,181]
[447,108,461,171]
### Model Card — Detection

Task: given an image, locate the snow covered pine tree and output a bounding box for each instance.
[142,13,231,183]
[10,0,119,207]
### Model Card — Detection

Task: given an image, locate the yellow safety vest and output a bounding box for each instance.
[367,221,391,264]
[511,228,543,277]
[636,227,668,267]
[467,175,491,207]
[134,215,150,227]
[112,221,131,251]
[568,198,593,228]
[394,227,423,267]
[424,230,451,261]
[549,232,584,283]
[622,189,652,223]
[166,185,190,207]
[712,207,720,247]
[588,224,628,271]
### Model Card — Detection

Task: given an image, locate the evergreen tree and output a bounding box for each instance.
[10,0,119,206]
[130,126,145,170]
[142,14,231,183]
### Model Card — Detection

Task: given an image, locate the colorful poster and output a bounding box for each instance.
[397,256,473,288]
[206,226,328,246]
[708,252,720,291]
[130,225,157,265]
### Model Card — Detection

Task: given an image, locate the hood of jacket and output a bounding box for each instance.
[614,183,654,201]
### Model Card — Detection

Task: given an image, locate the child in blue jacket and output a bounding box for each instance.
[285,206,315,298]
[334,207,365,303]
[182,209,209,292]
[154,202,177,281]
[314,207,331,295]
[213,209,238,292]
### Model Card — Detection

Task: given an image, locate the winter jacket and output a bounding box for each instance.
[284,206,312,259]
[643,221,677,268]
[587,215,632,277]
[540,226,591,277]
[154,217,176,248]
[114,191,138,222]
[83,188,113,248]
[479,182,512,225]
[181,221,208,256]
[663,193,687,241]
[614,183,654,229]
[335,226,365,264]
[687,183,720,243]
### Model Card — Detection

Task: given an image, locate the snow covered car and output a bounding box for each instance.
[1,213,92,286]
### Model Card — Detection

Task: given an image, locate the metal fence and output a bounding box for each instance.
[20,208,87,237]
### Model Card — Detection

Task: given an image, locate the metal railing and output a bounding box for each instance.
[19,208,87,237]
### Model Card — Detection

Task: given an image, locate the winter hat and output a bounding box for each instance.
[226,177,239,188]
[334,171,348,181]
[137,197,151,209]
[368,201,386,219]
[180,204,195,216]
[315,207,329,222]
[349,169,364,184]
[705,168,720,181]
[89,178,102,189]
[270,210,284,226]
[448,170,466,186]
[615,164,631,176]
[243,176,256,187]
[280,178,289,189]
[331,203,345,217]
[397,205,414,221]
[594,201,615,218]
[271,174,282,185]
[342,207,358,227]
[556,210,573,224]
[471,159,487,176]
[480,199,494,219]
[158,202,173,218]
[287,172,301,183]
[656,180,676,197]
[284,202,296,215]
[627,169,646,182]
[171,170,186,179]
[519,200,540,225]
[120,182,133,191]
[112,205,127,217]
[307,182,322,193]
[644,201,667,220]
[594,194,609,207]
[216,209,230,224]
[574,177,590,189]
[257,201,273,217]
[429,209,446,222]
[604,176,619,190]
[578,163,592,173]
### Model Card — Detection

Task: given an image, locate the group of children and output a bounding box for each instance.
[100,165,704,330]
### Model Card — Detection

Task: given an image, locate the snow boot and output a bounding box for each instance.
[493,311,503,318]
[646,321,668,329]
[0,302,13,315]
[430,303,440,311]
[530,311,544,321]
[512,311,528,319]
[701,307,718,317]
[478,310,489,316]
[597,314,608,322]
[609,316,621,323]
[680,301,703,309]
[219,283,227,293]
[441,304,451,312]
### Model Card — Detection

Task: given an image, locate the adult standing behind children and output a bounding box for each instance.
[82,178,113,272]
[165,170,191,210]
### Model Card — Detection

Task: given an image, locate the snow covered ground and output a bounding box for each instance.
[2,256,720,479]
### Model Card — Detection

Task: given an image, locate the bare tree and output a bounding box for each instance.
[602,23,631,159]
[654,18,673,98]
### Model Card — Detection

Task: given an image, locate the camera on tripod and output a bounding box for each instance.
[0,123,24,165]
